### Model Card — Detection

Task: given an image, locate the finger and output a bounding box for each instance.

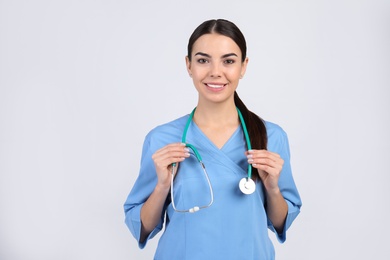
[254,157,283,168]
[247,154,276,167]
[247,154,283,176]
[251,162,278,176]
[155,149,190,163]
[154,152,190,169]
[154,143,187,156]
[247,149,281,161]
[247,151,284,169]
[154,143,190,159]
[153,144,190,168]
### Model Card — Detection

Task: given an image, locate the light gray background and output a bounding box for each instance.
[1,0,389,259]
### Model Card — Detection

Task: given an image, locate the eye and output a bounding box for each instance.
[197,58,208,64]
[224,59,235,64]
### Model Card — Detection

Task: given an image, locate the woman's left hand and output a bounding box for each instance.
[246,150,284,192]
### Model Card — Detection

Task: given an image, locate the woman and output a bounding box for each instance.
[124,19,302,259]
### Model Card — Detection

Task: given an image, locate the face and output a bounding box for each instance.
[186,33,248,105]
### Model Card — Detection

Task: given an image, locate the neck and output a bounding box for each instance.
[193,102,239,127]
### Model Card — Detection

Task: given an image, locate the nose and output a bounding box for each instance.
[209,62,222,78]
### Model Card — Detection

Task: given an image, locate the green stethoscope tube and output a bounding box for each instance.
[170,107,253,213]
[182,107,252,179]
[236,107,252,179]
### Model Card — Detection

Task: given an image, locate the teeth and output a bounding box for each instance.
[207,84,224,88]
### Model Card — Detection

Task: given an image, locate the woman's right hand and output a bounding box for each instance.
[152,143,190,190]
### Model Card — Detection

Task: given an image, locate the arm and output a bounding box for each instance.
[264,185,288,233]
[247,149,287,233]
[139,143,190,242]
[139,185,170,242]
[246,125,302,241]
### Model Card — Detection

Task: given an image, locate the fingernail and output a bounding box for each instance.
[247,154,253,158]
[248,158,253,163]
[184,148,190,152]
[184,152,190,157]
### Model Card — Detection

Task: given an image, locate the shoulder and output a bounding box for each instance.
[264,120,289,151]
[265,120,287,139]
[144,115,189,148]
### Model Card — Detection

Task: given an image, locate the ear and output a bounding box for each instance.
[240,57,249,78]
[185,56,192,76]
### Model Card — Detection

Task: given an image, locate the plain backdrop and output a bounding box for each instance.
[1,0,389,259]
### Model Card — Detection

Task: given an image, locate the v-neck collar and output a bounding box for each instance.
[190,120,241,151]
[183,118,248,176]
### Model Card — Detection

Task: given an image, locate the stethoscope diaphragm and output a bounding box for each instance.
[239,177,256,194]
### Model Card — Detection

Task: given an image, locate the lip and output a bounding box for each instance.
[204,83,227,91]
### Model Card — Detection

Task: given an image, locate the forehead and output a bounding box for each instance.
[192,33,242,57]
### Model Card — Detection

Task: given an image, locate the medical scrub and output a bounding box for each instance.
[124,114,302,260]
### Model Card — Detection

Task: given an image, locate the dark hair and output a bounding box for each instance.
[187,19,268,178]
[187,19,247,62]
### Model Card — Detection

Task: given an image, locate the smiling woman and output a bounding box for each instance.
[124,19,302,260]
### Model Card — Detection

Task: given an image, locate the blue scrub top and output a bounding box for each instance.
[124,114,302,260]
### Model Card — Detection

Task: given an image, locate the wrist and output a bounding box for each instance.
[155,183,170,194]
[265,187,281,197]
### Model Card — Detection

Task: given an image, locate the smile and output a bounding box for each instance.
[205,83,227,89]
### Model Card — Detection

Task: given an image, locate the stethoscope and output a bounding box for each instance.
[170,107,256,213]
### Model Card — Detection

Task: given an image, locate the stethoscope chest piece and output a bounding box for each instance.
[239,177,256,195]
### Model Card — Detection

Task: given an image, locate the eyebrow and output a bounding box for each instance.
[194,52,238,59]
